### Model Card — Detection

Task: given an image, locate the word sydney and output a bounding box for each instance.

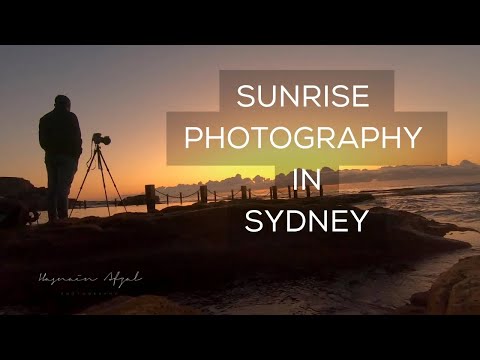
[245,209,369,233]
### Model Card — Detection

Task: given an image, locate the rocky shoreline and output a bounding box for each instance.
[397,255,480,315]
[0,194,476,315]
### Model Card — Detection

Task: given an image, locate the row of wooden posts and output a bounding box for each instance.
[70,200,88,209]
[71,199,122,210]
[145,184,323,213]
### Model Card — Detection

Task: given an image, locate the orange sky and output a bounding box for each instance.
[0,46,479,199]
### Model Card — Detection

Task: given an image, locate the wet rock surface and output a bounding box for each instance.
[0,195,473,314]
[398,255,480,315]
[77,295,201,315]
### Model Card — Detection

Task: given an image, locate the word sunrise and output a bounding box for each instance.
[245,209,369,233]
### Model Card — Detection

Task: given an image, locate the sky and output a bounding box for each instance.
[0,45,479,199]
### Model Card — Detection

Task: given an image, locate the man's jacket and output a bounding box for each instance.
[39,108,82,159]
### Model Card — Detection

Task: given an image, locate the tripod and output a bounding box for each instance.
[69,142,128,218]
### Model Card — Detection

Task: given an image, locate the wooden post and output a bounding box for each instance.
[231,189,234,200]
[84,200,87,209]
[241,186,247,200]
[269,187,273,200]
[248,188,251,200]
[200,185,208,203]
[214,191,217,202]
[306,185,311,198]
[166,194,169,205]
[114,198,117,207]
[180,192,183,205]
[288,185,291,199]
[272,185,278,200]
[293,189,298,198]
[197,191,200,202]
[145,184,156,213]
[320,185,324,197]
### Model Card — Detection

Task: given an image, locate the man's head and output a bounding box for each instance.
[54,95,71,111]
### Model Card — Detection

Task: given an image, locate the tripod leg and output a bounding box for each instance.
[98,151,128,213]
[98,154,111,217]
[69,149,97,218]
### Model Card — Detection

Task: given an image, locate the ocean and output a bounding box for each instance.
[168,182,480,314]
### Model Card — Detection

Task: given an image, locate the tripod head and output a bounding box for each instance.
[95,143,103,169]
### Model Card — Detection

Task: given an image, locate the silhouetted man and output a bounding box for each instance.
[39,95,82,222]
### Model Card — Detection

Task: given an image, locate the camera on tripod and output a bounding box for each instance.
[92,132,111,146]
[70,132,127,218]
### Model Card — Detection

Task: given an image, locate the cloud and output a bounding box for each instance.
[156,160,480,196]
[156,173,274,197]
[339,160,480,184]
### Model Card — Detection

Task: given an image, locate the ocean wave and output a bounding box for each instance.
[375,183,480,196]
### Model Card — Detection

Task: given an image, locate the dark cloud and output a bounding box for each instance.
[156,160,480,197]
[339,160,480,184]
